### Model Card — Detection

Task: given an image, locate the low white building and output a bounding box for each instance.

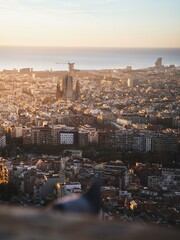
[60,132,74,145]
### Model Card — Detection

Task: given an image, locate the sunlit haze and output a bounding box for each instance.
[0,0,180,48]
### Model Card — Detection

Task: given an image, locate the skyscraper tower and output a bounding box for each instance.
[62,74,73,99]
[56,82,62,100]
[127,74,134,90]
[58,63,80,100]
[155,57,163,69]
[75,80,80,100]
[68,62,75,76]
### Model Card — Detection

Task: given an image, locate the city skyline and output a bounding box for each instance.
[0,0,180,48]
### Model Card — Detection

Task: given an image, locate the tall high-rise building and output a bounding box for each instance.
[75,80,80,100]
[56,82,62,100]
[68,62,75,76]
[127,74,134,89]
[155,57,163,69]
[56,63,80,101]
[62,74,73,99]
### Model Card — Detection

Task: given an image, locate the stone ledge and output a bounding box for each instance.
[0,206,179,240]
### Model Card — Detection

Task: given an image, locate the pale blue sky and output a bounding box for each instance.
[0,0,180,47]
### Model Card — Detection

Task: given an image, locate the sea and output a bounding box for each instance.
[0,46,180,71]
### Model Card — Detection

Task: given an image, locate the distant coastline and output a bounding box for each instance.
[0,46,180,71]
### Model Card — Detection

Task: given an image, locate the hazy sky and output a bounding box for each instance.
[0,0,180,48]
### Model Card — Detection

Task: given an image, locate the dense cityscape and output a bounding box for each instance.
[0,58,179,227]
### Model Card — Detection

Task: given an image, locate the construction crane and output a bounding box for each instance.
[55,61,75,74]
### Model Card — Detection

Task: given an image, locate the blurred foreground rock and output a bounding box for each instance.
[0,206,179,240]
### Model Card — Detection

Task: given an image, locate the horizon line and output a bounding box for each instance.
[0,45,180,49]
